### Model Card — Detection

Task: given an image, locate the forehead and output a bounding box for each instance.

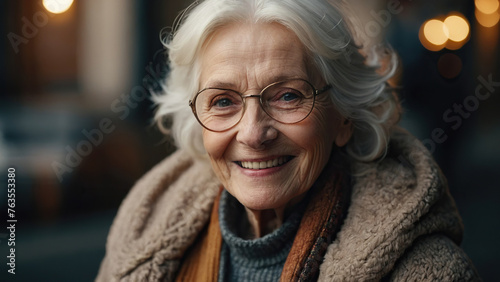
[199,23,311,89]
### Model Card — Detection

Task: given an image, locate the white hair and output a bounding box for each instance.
[154,0,400,163]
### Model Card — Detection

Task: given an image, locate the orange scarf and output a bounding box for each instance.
[175,188,224,282]
[176,168,349,282]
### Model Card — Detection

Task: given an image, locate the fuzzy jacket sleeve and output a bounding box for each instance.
[388,234,481,281]
[96,150,221,281]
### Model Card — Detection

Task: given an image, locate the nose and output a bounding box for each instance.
[235,98,278,149]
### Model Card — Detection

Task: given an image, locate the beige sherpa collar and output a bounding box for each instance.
[319,129,463,280]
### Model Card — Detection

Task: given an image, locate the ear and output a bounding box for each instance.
[335,119,353,147]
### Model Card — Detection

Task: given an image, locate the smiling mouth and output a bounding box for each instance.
[236,156,293,170]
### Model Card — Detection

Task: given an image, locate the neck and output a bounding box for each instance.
[244,208,284,238]
[243,194,306,238]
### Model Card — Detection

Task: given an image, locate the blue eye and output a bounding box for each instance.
[213,98,233,108]
[281,92,300,101]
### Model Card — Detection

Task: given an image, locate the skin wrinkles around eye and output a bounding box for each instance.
[281,92,301,102]
[272,89,303,104]
[207,91,241,111]
[267,88,310,112]
[212,96,233,108]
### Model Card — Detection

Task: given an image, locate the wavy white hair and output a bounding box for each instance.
[154,0,400,163]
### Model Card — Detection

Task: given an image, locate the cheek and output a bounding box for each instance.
[203,130,228,157]
[296,106,338,154]
[291,106,339,182]
[202,130,233,176]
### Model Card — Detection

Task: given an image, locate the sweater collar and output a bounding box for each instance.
[218,190,306,264]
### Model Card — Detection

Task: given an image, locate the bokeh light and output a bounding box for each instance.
[420,13,471,51]
[475,0,500,15]
[476,8,500,27]
[420,19,448,51]
[444,14,470,50]
[424,20,449,45]
[444,15,470,42]
[43,0,74,14]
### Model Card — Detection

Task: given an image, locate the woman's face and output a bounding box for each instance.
[200,23,351,211]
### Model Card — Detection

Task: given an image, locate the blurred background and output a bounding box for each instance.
[0,0,498,281]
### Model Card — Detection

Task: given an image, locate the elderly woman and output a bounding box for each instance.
[97,0,479,281]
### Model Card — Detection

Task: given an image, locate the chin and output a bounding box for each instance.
[232,185,298,211]
[231,189,282,211]
[240,200,279,211]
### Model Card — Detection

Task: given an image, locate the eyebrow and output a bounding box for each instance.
[203,81,237,89]
[203,74,307,90]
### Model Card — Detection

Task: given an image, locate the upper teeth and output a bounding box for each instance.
[240,157,288,169]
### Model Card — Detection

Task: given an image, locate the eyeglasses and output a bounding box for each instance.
[189,78,332,132]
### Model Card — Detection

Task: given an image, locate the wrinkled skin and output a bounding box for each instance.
[199,23,352,237]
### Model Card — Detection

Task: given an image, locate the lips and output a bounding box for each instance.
[236,156,293,170]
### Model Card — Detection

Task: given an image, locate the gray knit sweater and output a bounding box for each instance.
[218,190,306,281]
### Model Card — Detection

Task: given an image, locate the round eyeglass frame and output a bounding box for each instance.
[188,78,332,132]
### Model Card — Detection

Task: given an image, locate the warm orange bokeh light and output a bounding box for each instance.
[476,9,500,27]
[444,15,470,42]
[424,20,449,45]
[444,14,470,50]
[43,0,74,14]
[418,22,445,51]
[475,0,500,15]
[420,13,471,51]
